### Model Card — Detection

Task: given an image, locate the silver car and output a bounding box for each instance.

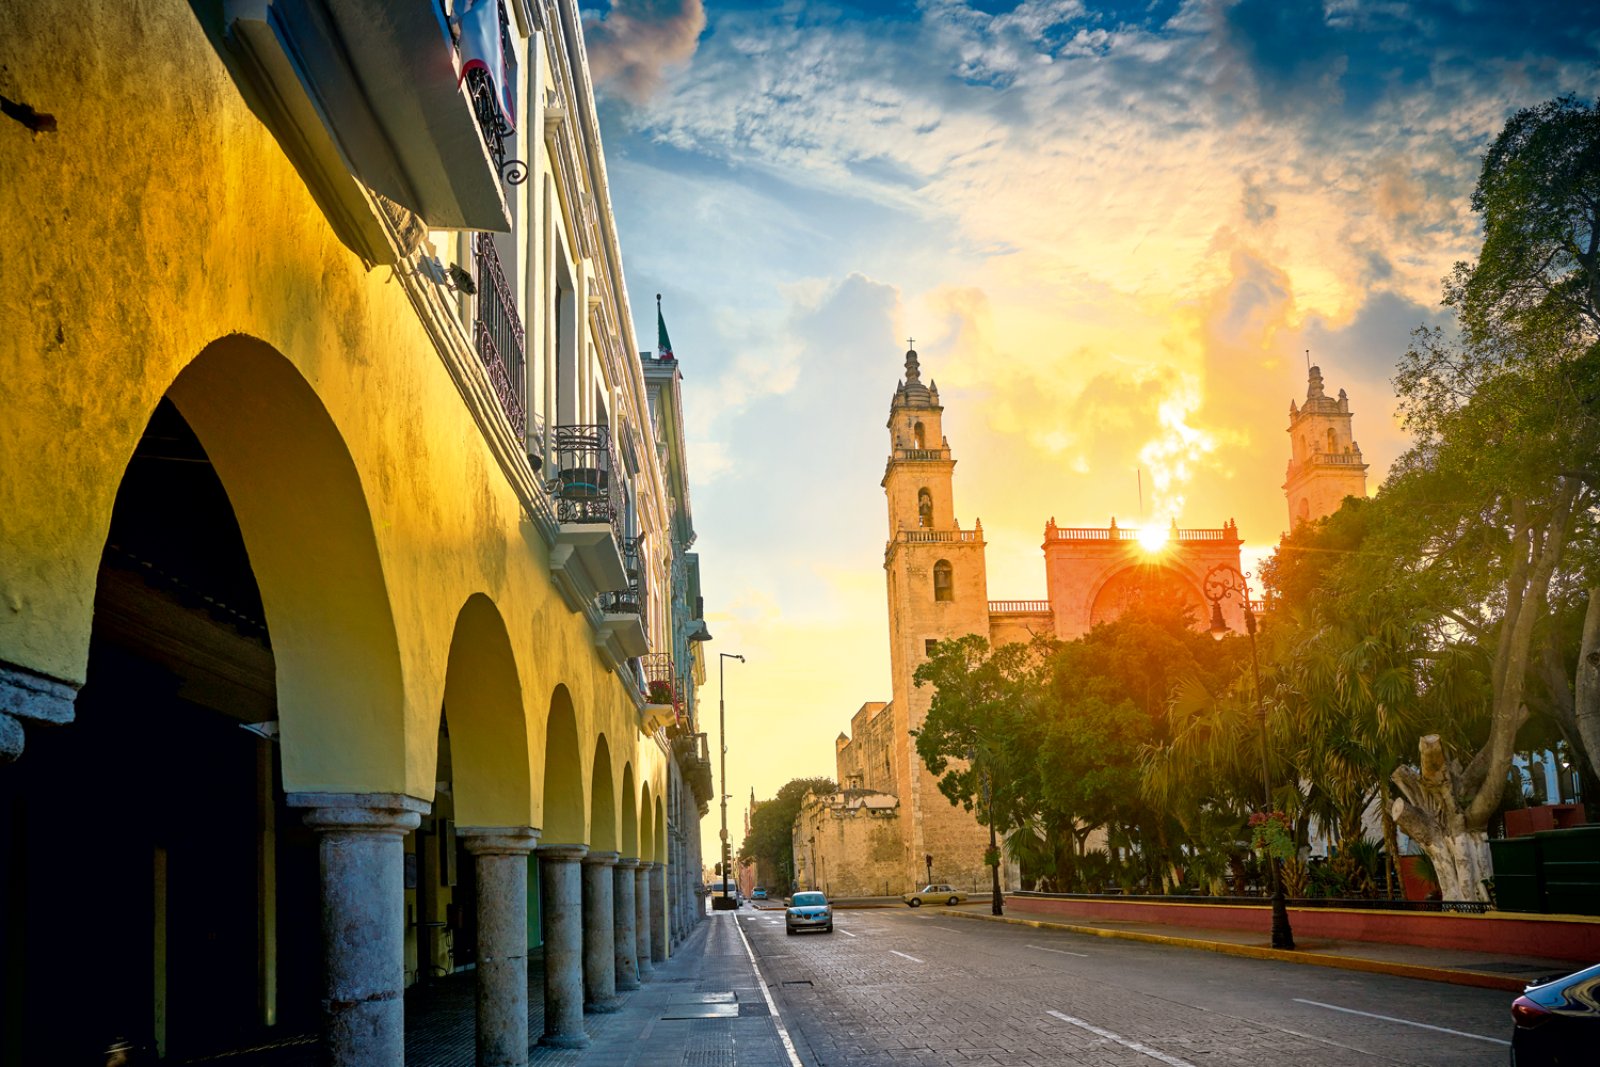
[785,891,833,934]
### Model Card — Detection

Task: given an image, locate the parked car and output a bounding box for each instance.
[1510,961,1600,1064]
[752,886,768,900]
[786,891,833,934]
[903,884,968,907]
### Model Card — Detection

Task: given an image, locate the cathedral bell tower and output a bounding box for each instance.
[880,344,994,890]
[1284,363,1368,528]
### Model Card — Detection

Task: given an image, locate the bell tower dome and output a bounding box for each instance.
[1284,362,1369,527]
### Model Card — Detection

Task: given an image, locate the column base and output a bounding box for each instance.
[538,1032,592,1051]
[584,996,625,1014]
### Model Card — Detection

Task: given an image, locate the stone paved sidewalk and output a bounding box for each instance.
[193,913,796,1066]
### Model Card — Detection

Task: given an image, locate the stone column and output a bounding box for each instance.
[580,851,620,1012]
[288,793,428,1067]
[461,828,539,1067]
[634,863,653,979]
[612,859,640,991]
[0,662,78,763]
[537,844,589,1049]
[649,863,668,963]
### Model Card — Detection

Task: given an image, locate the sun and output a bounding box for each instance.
[1135,524,1168,554]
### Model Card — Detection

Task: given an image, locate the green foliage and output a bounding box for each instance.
[1451,94,1600,351]
[737,776,836,892]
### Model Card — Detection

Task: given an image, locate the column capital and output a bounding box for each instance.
[536,842,589,862]
[614,857,642,870]
[648,861,666,872]
[287,792,429,834]
[0,661,79,762]
[459,826,540,855]
[583,849,621,867]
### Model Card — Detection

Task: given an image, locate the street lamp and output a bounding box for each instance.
[1202,563,1295,951]
[924,853,933,886]
[717,652,744,911]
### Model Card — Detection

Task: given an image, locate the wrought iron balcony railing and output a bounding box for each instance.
[473,233,526,438]
[599,536,645,616]
[462,0,527,186]
[550,424,623,539]
[641,652,677,707]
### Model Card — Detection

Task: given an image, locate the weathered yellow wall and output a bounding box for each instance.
[0,1,664,845]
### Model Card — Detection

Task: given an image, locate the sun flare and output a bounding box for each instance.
[1135,525,1168,553]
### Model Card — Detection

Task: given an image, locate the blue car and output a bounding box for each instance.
[752,887,768,900]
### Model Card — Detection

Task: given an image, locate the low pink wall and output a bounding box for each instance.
[1010,895,1600,963]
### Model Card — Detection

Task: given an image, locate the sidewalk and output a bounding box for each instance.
[520,912,798,1067]
[945,899,1582,992]
[206,914,795,1066]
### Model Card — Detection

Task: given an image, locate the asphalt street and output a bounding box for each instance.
[737,906,1516,1067]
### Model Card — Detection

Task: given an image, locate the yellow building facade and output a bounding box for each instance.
[0,1,713,1063]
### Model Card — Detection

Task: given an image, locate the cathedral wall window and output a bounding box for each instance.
[933,559,953,602]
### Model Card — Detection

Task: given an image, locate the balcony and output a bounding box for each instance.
[639,652,678,734]
[473,233,525,438]
[223,0,512,244]
[597,538,647,660]
[548,425,628,611]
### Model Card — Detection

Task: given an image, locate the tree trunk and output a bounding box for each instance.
[1378,773,1403,900]
[1576,586,1600,782]
[1391,735,1493,901]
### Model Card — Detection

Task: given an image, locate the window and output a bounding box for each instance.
[933,560,953,602]
[924,639,937,656]
[917,488,933,528]
[1326,427,1336,453]
[913,421,926,448]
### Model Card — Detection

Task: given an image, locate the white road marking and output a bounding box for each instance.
[837,929,859,938]
[1026,943,1089,958]
[1292,999,1510,1046]
[1047,1011,1197,1067]
[731,916,806,1067]
[889,950,924,963]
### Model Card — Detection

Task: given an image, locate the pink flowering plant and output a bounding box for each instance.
[1248,811,1295,863]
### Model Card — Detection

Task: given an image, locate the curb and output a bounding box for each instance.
[945,909,1528,992]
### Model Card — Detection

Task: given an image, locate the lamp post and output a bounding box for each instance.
[717,652,744,910]
[983,763,1003,916]
[1202,563,1295,951]
[924,853,933,886]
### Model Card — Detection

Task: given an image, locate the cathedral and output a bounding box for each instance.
[792,347,1368,897]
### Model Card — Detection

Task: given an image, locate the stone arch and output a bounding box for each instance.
[933,559,954,601]
[654,794,667,864]
[620,762,639,857]
[541,685,586,843]
[1086,563,1204,629]
[591,735,618,850]
[164,335,407,792]
[440,594,532,826]
[639,781,655,866]
[913,421,926,448]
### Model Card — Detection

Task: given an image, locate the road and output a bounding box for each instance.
[736,906,1514,1067]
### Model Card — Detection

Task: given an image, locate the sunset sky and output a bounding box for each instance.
[582,0,1600,861]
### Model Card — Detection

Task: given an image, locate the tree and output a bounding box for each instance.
[1451,95,1600,351]
[738,776,836,894]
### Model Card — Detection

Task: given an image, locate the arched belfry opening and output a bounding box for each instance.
[917,488,934,528]
[933,559,954,602]
[913,421,926,449]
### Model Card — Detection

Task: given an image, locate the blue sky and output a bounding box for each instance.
[580,0,1600,851]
